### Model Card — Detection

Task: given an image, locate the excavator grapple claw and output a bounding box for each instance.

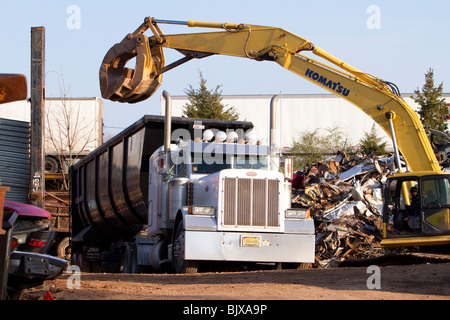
[99,33,164,103]
[0,74,27,104]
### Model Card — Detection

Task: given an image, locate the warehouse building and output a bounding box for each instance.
[161,93,450,153]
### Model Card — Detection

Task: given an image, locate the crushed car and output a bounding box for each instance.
[2,200,68,299]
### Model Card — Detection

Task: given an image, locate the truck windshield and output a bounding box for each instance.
[191,153,268,174]
[232,155,268,170]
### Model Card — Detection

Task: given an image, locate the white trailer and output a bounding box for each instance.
[0,97,103,172]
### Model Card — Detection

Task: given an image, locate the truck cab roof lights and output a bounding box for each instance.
[192,129,262,145]
[215,131,227,142]
[245,131,257,145]
[227,131,238,143]
[203,129,214,142]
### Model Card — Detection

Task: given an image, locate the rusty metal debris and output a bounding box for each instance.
[429,129,450,169]
[291,151,396,268]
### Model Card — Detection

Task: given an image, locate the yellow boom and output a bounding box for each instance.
[99,17,441,173]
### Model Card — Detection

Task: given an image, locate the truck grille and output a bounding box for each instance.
[222,177,280,228]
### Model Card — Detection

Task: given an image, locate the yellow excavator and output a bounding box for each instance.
[99,17,450,248]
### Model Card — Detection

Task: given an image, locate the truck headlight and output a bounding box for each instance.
[285,208,310,219]
[189,206,215,216]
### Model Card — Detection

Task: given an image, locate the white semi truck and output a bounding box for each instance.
[70,92,315,273]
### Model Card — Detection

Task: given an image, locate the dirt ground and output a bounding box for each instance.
[24,261,450,301]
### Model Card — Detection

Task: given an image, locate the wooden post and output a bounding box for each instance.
[30,27,45,208]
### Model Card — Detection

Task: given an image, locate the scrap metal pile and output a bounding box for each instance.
[291,151,396,267]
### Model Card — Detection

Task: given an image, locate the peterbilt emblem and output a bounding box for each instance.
[246,172,257,177]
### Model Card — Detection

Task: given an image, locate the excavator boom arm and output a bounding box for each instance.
[99,17,440,172]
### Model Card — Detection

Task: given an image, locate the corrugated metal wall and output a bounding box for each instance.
[0,118,30,202]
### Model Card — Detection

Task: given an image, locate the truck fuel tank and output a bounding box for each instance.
[168,178,190,222]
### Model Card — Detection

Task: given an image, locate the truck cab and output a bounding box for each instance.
[70,114,314,274]
[147,130,315,272]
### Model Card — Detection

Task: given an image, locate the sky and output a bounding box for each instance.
[1,0,449,136]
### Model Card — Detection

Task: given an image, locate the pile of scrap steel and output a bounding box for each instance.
[429,129,450,169]
[291,151,396,268]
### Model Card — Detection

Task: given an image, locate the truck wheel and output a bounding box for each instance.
[150,239,168,272]
[123,243,137,274]
[173,221,198,274]
[56,237,71,261]
[76,253,90,272]
[45,156,59,173]
[71,252,79,266]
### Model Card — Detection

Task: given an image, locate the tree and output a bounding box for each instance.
[290,125,352,170]
[359,124,387,156]
[45,78,96,190]
[413,68,448,132]
[182,72,239,120]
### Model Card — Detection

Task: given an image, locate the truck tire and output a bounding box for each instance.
[123,243,137,274]
[76,253,90,272]
[56,237,71,261]
[173,221,198,274]
[101,251,121,273]
[150,239,168,272]
[45,156,59,173]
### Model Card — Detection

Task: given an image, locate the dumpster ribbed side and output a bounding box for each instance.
[0,118,30,202]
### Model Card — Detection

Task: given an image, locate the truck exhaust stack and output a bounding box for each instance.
[163,90,172,167]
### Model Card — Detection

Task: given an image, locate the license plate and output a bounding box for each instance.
[241,235,261,247]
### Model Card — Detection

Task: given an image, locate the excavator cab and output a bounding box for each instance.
[381,172,450,247]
